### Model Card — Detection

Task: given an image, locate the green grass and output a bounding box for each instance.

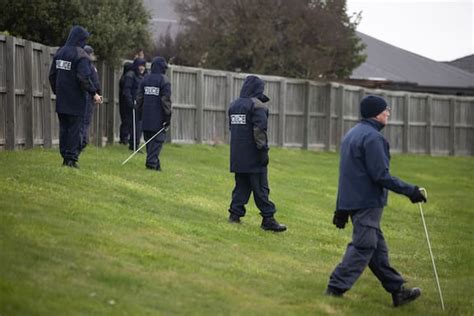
[0,144,472,315]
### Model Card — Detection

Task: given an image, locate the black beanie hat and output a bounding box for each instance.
[360,95,388,118]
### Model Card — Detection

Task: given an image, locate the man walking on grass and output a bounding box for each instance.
[325,95,427,307]
[227,75,286,232]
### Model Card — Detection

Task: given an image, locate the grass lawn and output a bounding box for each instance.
[0,144,472,315]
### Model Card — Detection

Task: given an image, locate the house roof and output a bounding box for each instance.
[351,32,474,89]
[444,54,474,74]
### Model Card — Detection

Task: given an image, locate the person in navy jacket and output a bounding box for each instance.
[135,56,171,171]
[49,25,101,168]
[119,61,133,144]
[227,75,286,232]
[325,95,427,307]
[80,45,101,152]
[123,57,146,151]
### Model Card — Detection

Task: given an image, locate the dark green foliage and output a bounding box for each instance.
[157,0,365,79]
[0,0,151,65]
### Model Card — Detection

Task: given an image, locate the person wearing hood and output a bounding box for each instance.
[325,95,427,307]
[227,75,286,232]
[49,25,102,168]
[119,61,133,144]
[80,45,101,152]
[123,57,147,151]
[135,56,172,171]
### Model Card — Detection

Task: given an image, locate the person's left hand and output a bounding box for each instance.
[409,186,427,203]
[332,211,349,229]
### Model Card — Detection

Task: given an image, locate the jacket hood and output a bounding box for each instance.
[122,62,133,76]
[65,25,89,48]
[239,75,269,102]
[131,58,146,73]
[151,56,168,74]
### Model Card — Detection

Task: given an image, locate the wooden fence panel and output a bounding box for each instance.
[171,69,197,143]
[308,83,329,148]
[202,74,226,143]
[285,81,305,146]
[431,97,451,155]
[455,99,474,155]
[408,96,428,154]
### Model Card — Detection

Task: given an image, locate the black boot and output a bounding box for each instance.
[392,286,421,307]
[324,286,344,297]
[228,213,241,224]
[66,160,79,169]
[261,217,287,232]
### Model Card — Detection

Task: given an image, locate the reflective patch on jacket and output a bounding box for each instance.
[144,86,160,96]
[56,60,72,71]
[231,114,246,125]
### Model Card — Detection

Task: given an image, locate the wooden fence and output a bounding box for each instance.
[1,35,473,156]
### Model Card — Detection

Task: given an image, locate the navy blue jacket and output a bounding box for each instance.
[123,58,146,109]
[136,57,172,132]
[85,63,101,118]
[229,76,270,173]
[49,26,97,116]
[336,119,415,211]
[119,62,133,107]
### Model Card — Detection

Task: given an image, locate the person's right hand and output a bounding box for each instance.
[93,93,103,105]
[409,186,427,203]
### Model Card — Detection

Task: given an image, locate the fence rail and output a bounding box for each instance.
[1,35,473,156]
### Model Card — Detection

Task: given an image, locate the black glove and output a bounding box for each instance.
[409,186,427,203]
[260,150,269,167]
[332,211,350,229]
[163,116,171,128]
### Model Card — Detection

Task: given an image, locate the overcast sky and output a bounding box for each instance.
[346,0,473,61]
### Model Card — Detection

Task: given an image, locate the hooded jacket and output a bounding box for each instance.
[229,75,270,173]
[136,57,172,132]
[122,58,146,109]
[119,62,133,107]
[336,118,415,211]
[48,25,97,116]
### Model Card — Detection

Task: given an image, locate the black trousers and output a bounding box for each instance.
[119,102,132,143]
[143,130,166,169]
[229,171,276,218]
[328,208,405,293]
[80,101,93,151]
[58,113,83,162]
[128,110,142,151]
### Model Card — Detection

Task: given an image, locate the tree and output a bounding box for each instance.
[0,0,151,65]
[158,0,365,79]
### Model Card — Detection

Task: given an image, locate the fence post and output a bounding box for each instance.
[426,95,432,155]
[195,69,204,143]
[5,37,16,150]
[106,63,116,145]
[303,80,311,149]
[224,73,233,143]
[326,83,334,151]
[278,78,287,146]
[336,84,345,152]
[166,66,173,143]
[402,93,410,153]
[25,40,34,149]
[41,45,53,148]
[449,98,456,156]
